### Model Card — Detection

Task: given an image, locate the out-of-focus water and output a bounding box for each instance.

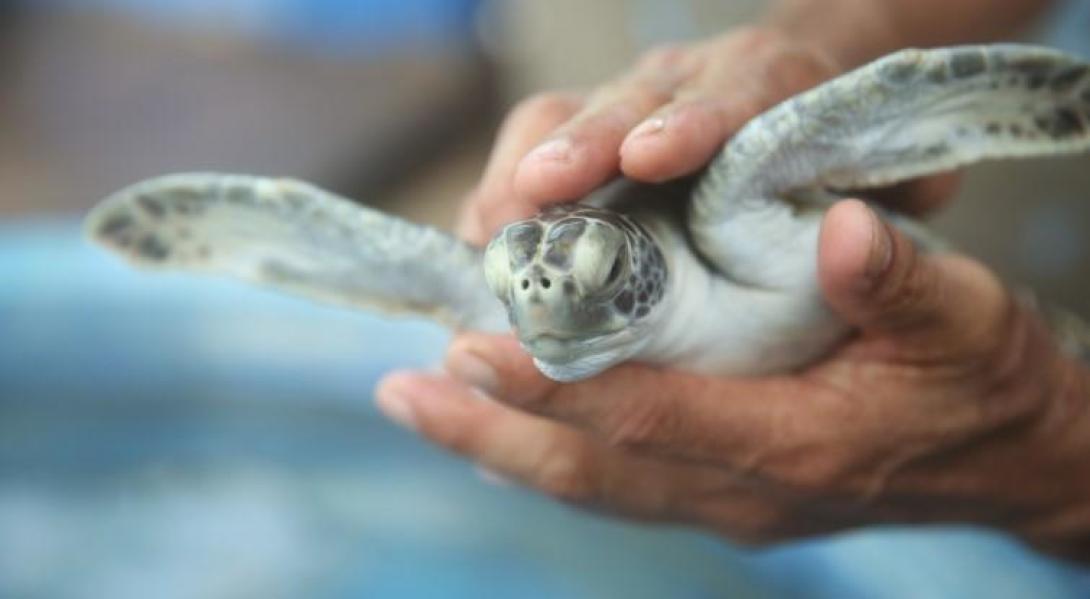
[2,221,1088,598]
[3,0,1090,596]
[29,0,483,56]
[0,221,768,598]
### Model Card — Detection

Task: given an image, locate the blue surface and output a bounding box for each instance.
[0,221,767,598]
[30,0,483,56]
[3,221,1088,598]
[1046,0,1090,58]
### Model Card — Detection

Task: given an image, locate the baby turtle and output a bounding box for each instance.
[86,44,1090,381]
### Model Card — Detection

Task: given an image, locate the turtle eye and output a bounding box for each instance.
[483,235,512,300]
[570,223,626,295]
[606,254,624,284]
[594,244,630,297]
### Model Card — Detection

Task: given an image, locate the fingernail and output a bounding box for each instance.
[375,379,419,431]
[527,137,573,162]
[865,206,893,281]
[446,348,500,396]
[629,116,667,139]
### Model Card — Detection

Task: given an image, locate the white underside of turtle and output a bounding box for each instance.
[85,44,1090,382]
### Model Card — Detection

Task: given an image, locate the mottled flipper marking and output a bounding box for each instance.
[85,173,507,331]
[692,44,1090,288]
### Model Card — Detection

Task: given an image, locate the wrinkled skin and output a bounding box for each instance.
[375,27,1090,562]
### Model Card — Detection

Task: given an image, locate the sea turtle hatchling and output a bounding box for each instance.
[86,44,1090,382]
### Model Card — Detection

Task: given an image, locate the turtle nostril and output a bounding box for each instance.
[521,279,530,290]
[541,277,551,289]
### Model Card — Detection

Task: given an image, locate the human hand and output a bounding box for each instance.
[377,200,1090,561]
[456,26,958,247]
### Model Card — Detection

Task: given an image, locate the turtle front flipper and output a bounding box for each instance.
[85,173,508,332]
[691,44,1090,288]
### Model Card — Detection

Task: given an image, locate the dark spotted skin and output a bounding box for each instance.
[929,47,1090,142]
[98,213,134,238]
[542,219,586,269]
[88,176,260,265]
[506,221,543,266]
[1050,65,1088,93]
[868,46,1090,147]
[136,235,171,260]
[136,194,166,219]
[94,205,173,261]
[949,51,987,78]
[792,46,1090,194]
[90,175,386,268]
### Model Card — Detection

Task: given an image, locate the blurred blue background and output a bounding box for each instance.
[1,1,1089,597]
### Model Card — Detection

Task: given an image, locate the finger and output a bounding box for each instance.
[618,94,764,182]
[457,93,584,245]
[818,199,1012,357]
[376,374,818,543]
[620,30,839,183]
[443,333,810,465]
[374,370,715,519]
[437,338,868,541]
[513,68,685,203]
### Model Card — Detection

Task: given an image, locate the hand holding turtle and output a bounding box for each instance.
[380,199,1090,561]
[457,27,958,248]
[375,31,1090,560]
[83,26,1090,561]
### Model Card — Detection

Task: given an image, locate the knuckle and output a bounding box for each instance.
[870,247,936,327]
[963,299,1020,368]
[459,185,490,217]
[533,449,596,503]
[765,50,837,92]
[510,383,553,412]
[961,300,1058,426]
[715,92,768,127]
[717,25,781,53]
[510,92,580,126]
[757,424,863,493]
[600,396,677,453]
[726,398,843,490]
[740,416,858,494]
[759,435,891,501]
[427,413,481,456]
[709,27,838,96]
[637,43,687,70]
[631,79,674,106]
[767,456,851,494]
[956,270,1016,359]
[586,79,628,106]
[587,77,672,116]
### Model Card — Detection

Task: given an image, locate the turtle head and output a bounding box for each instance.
[483,205,667,381]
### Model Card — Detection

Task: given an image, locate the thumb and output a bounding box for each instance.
[818,199,1010,353]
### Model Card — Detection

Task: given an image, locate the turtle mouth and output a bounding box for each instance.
[522,330,620,364]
